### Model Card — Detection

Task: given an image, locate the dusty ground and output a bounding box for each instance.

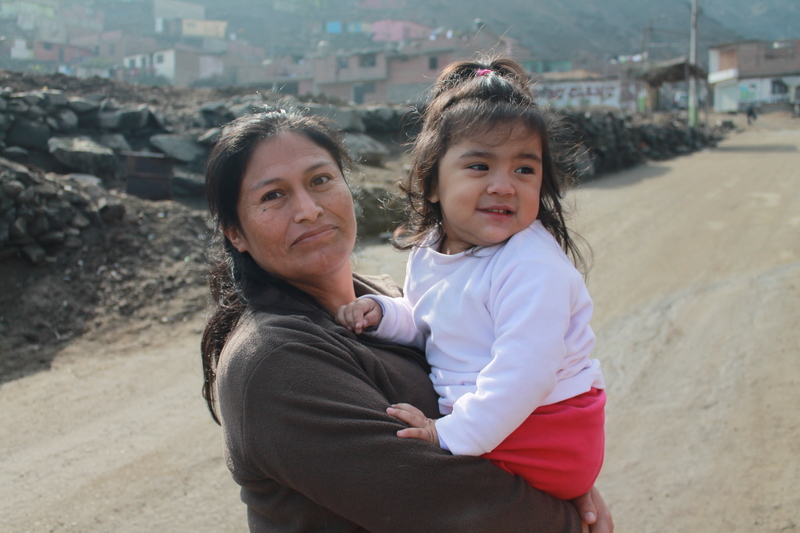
[1,110,799,532]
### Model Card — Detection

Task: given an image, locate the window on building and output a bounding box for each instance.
[156,54,164,64]
[128,58,136,68]
[771,79,789,95]
[140,57,147,67]
[43,42,53,51]
[359,53,376,68]
[428,56,438,70]
[765,41,794,60]
[337,56,349,69]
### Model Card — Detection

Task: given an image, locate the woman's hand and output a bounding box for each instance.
[572,486,613,533]
[387,403,440,446]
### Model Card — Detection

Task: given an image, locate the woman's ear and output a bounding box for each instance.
[223,226,248,253]
[427,186,439,204]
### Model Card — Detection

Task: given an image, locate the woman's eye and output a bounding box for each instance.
[467,163,489,171]
[312,175,332,186]
[515,166,535,174]
[262,190,285,201]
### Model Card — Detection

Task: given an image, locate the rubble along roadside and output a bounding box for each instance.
[0,70,729,382]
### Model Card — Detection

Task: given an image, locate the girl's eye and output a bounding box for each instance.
[515,166,535,174]
[467,163,489,171]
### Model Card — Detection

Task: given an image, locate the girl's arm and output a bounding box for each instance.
[355,293,426,349]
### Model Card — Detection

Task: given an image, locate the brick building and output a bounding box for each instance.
[708,40,800,112]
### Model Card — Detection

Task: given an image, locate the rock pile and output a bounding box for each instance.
[559,110,722,178]
[0,157,128,265]
[0,71,732,378]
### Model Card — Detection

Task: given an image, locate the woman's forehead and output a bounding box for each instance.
[247,133,337,172]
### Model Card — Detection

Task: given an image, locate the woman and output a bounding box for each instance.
[202,108,613,532]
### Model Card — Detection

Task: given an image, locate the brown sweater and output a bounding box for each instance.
[216,273,582,532]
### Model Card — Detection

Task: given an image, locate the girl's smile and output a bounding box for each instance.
[430,123,543,255]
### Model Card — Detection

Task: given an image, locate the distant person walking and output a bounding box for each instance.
[746,104,758,125]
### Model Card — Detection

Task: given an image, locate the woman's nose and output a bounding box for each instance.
[486,172,515,195]
[293,191,324,222]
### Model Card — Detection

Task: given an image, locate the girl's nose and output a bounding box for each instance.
[293,191,324,223]
[486,172,515,195]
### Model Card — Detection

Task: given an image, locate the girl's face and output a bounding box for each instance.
[430,123,543,254]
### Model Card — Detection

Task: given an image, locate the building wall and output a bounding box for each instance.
[386,51,454,87]
[173,49,201,87]
[371,20,432,42]
[199,54,224,79]
[313,51,388,84]
[124,53,151,69]
[723,41,800,77]
[152,49,176,81]
[182,19,227,38]
[535,79,643,111]
[10,39,32,60]
[33,42,92,63]
[154,0,205,20]
[709,41,800,111]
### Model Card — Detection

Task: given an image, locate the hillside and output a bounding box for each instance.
[197,0,797,62]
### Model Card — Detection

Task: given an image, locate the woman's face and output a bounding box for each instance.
[224,132,357,289]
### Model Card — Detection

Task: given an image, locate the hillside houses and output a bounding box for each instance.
[707,40,800,112]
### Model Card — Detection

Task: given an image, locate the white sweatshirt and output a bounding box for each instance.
[365,220,604,456]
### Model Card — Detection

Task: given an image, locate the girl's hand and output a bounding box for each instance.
[336,298,383,335]
[572,486,613,533]
[387,403,439,446]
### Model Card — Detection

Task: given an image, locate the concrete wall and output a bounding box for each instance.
[182,19,227,38]
[535,79,643,112]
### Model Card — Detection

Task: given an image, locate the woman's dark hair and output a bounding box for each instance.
[202,108,354,424]
[397,56,588,272]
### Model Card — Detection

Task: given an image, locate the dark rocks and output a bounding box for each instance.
[1,147,29,164]
[0,159,129,264]
[559,110,719,178]
[303,103,366,132]
[67,97,99,114]
[149,134,205,163]
[47,136,117,176]
[6,119,52,150]
[343,132,390,167]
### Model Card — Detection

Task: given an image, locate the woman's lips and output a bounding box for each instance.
[292,224,336,245]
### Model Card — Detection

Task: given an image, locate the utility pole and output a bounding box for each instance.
[688,0,699,127]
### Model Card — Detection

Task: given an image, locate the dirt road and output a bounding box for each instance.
[2,112,798,532]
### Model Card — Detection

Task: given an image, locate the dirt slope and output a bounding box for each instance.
[1,111,798,532]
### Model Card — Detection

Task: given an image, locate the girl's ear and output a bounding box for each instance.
[223,226,248,253]
[427,186,439,204]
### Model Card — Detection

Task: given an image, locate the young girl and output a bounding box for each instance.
[337,57,605,500]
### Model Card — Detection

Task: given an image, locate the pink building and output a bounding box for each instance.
[69,30,158,62]
[32,42,92,63]
[371,20,432,42]
[290,27,534,104]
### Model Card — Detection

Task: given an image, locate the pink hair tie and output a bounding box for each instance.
[476,69,493,77]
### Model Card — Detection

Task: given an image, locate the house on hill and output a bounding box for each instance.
[707,40,800,112]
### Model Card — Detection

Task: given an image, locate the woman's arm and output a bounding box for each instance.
[223,330,583,533]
